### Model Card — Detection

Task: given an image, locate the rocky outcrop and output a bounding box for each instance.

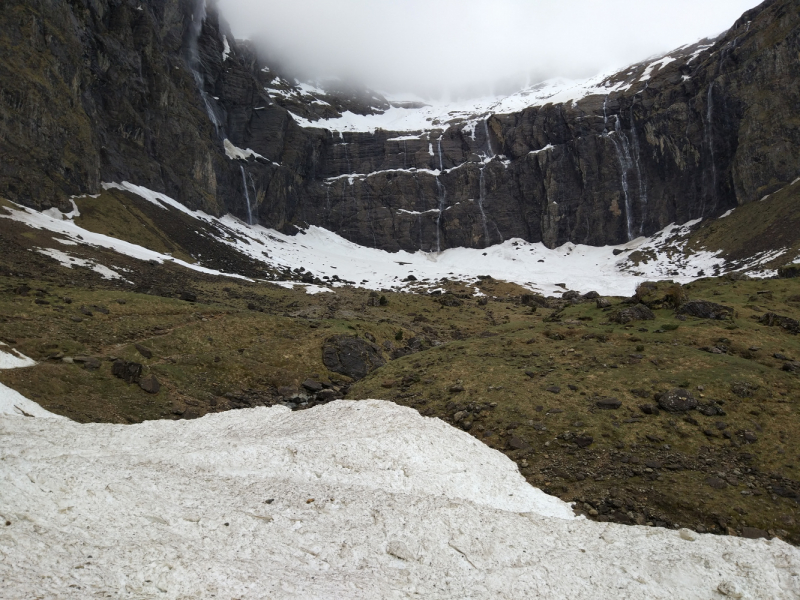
[2,0,799,253]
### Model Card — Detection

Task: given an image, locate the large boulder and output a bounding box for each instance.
[759,312,800,334]
[322,336,385,380]
[610,304,655,324]
[677,300,733,320]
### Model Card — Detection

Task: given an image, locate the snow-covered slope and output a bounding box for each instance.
[1,399,798,598]
[0,183,780,298]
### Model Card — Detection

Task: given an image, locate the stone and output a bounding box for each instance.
[582,291,600,300]
[139,374,161,394]
[610,304,655,324]
[545,385,561,394]
[322,336,385,380]
[180,291,197,303]
[508,436,531,450]
[562,290,580,300]
[302,379,323,392]
[705,476,728,489]
[596,298,612,309]
[657,389,698,412]
[83,357,101,370]
[782,361,800,372]
[574,435,594,448]
[448,384,465,393]
[759,312,800,334]
[134,344,153,359]
[111,359,142,384]
[677,300,733,320]
[596,397,622,410]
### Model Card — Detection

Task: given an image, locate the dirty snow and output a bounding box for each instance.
[34,247,129,281]
[1,399,798,598]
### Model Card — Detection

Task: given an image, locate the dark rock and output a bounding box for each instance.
[677,300,733,320]
[139,374,161,394]
[705,476,728,489]
[657,389,698,412]
[743,431,758,443]
[180,291,197,303]
[596,397,622,410]
[322,336,385,380]
[759,313,800,334]
[545,385,561,394]
[302,379,323,392]
[783,361,800,372]
[448,384,465,393]
[562,290,580,300]
[524,370,536,378]
[79,306,93,317]
[134,344,153,359]
[582,291,600,300]
[82,357,101,370]
[574,435,594,448]
[437,294,462,307]
[731,381,758,397]
[610,304,655,324]
[315,389,337,402]
[741,526,769,539]
[639,404,660,415]
[112,360,142,384]
[777,264,800,278]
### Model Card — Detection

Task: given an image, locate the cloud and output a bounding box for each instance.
[216,0,762,98]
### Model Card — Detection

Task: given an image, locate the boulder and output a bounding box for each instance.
[610,304,655,324]
[139,375,161,394]
[322,336,385,380]
[596,397,622,410]
[112,360,142,384]
[677,300,733,320]
[656,389,698,412]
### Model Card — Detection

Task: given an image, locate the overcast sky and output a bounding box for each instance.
[216,0,762,98]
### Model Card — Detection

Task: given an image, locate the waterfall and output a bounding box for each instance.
[187,1,222,133]
[606,115,634,241]
[240,165,252,225]
[704,82,717,215]
[629,101,648,235]
[435,176,447,252]
[602,96,609,134]
[483,119,495,159]
[437,136,444,172]
[343,142,352,174]
[477,168,491,246]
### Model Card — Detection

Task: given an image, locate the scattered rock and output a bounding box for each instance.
[302,379,323,393]
[783,361,800,372]
[582,291,600,300]
[562,290,580,300]
[596,397,622,410]
[610,304,655,324]
[731,381,758,398]
[705,476,728,489]
[574,435,594,448]
[180,291,197,302]
[449,384,465,393]
[677,300,734,320]
[322,336,385,380]
[657,389,698,412]
[139,374,161,394]
[639,404,660,416]
[759,312,800,334]
[545,385,561,394]
[508,436,531,450]
[134,343,153,359]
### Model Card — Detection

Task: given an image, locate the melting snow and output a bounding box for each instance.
[0,399,798,598]
[35,247,129,281]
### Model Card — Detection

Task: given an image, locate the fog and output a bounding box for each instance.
[216,0,762,98]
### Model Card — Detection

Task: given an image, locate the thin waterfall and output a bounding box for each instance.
[240,165,252,225]
[483,119,495,159]
[435,176,447,252]
[477,168,491,246]
[437,136,444,171]
[187,0,222,133]
[629,101,648,235]
[602,96,609,134]
[606,115,634,241]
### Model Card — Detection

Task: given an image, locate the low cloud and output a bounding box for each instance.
[217,0,761,98]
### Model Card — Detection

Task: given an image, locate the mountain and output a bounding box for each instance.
[2,0,799,253]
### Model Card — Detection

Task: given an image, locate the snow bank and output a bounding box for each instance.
[1,400,798,598]
[0,345,63,418]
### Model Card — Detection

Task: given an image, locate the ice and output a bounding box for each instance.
[1,399,798,598]
[223,138,266,162]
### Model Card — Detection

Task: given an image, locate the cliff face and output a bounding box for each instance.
[2,0,799,252]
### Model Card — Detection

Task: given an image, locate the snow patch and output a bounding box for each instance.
[223,138,265,162]
[35,248,130,281]
[0,400,797,598]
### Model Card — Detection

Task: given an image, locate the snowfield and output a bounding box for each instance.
[1,391,799,598]
[0,183,781,298]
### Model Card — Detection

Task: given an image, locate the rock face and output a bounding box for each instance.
[2,0,799,252]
